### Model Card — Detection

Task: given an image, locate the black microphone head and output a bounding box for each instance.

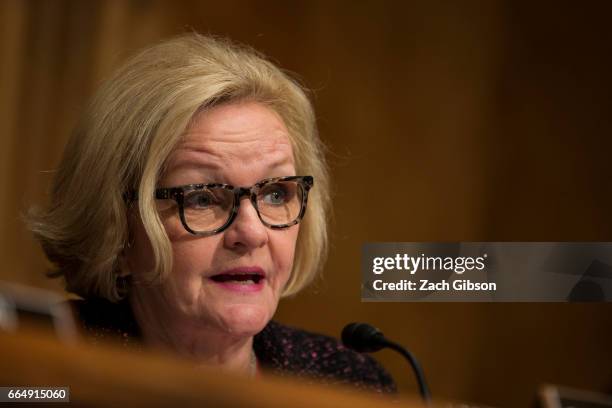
[341,322,387,352]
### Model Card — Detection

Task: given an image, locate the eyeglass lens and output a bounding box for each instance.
[182,180,304,233]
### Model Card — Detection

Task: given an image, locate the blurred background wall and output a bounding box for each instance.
[1,1,611,406]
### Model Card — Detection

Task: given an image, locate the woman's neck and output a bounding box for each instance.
[128,289,255,376]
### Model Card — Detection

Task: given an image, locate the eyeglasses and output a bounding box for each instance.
[136,176,313,236]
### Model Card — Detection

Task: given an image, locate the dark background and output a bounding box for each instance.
[1,1,611,406]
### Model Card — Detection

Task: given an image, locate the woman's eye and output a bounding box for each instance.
[185,191,217,209]
[261,184,289,205]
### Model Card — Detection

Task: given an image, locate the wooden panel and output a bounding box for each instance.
[0,328,424,408]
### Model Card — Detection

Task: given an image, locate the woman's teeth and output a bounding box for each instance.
[210,274,262,284]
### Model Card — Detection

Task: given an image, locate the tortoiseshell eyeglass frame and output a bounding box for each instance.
[126,176,313,236]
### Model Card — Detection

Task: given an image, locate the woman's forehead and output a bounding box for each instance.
[166,140,295,176]
[180,102,292,156]
[162,102,296,183]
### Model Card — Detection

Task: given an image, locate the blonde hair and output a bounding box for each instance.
[27,33,330,302]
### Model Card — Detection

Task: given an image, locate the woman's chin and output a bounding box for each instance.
[210,303,273,337]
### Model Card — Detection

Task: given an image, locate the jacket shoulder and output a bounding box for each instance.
[254,321,396,394]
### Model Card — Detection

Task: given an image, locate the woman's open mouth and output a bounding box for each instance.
[209,267,266,292]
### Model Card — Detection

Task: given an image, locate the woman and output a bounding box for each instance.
[28,33,395,393]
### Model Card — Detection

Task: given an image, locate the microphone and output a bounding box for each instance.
[341,322,431,402]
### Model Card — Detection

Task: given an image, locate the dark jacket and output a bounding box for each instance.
[69,298,396,394]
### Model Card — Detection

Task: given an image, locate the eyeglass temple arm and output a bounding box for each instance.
[123,188,176,202]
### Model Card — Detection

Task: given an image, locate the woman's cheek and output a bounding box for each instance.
[171,242,213,278]
[275,229,299,291]
[163,217,188,241]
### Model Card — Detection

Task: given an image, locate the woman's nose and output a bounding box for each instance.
[222,197,268,251]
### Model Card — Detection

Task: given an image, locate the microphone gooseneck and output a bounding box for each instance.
[341,322,431,402]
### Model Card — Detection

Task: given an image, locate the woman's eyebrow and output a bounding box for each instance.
[161,155,295,187]
[167,157,294,176]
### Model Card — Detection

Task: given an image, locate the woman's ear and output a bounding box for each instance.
[120,198,158,285]
[114,206,137,297]
[119,201,139,278]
